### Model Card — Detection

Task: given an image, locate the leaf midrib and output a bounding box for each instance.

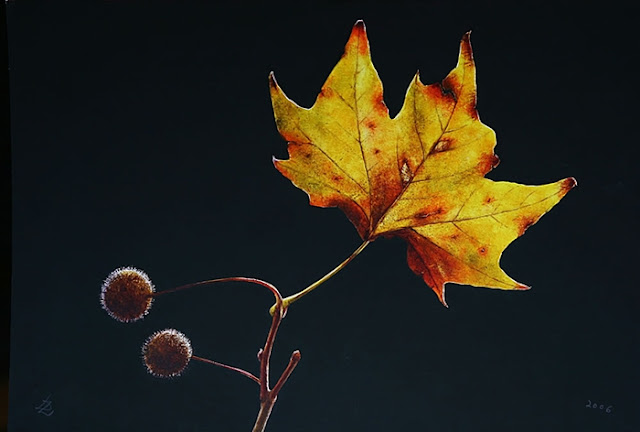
[369,67,465,239]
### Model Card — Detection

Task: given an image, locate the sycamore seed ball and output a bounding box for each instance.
[101,267,154,322]
[142,329,193,378]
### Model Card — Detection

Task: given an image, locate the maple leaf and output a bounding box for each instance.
[269,21,576,306]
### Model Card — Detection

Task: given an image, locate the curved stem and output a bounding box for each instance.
[270,240,370,314]
[191,355,260,384]
[152,276,284,393]
[152,277,282,305]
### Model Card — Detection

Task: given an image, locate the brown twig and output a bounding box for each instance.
[153,276,301,432]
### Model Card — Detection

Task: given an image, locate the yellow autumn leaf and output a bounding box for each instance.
[270,20,575,306]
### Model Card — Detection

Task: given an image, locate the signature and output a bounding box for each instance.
[35,394,54,417]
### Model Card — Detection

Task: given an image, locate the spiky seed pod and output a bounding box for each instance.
[142,329,193,378]
[101,267,154,322]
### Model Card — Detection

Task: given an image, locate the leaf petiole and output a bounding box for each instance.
[270,240,370,315]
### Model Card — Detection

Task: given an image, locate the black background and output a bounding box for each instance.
[7,2,639,431]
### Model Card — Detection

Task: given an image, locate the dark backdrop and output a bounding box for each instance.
[8,2,639,431]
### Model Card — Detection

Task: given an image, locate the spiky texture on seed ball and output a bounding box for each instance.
[142,329,192,378]
[101,267,154,322]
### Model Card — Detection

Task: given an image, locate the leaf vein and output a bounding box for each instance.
[301,141,368,195]
[283,164,369,217]
[426,190,561,225]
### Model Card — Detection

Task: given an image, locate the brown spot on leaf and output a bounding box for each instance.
[332,175,343,182]
[366,120,377,131]
[478,153,500,174]
[414,206,444,221]
[484,196,494,204]
[373,148,381,155]
[433,139,452,153]
[516,215,538,236]
[372,90,387,115]
[320,87,334,98]
[478,246,487,256]
[400,159,412,185]
[440,76,459,102]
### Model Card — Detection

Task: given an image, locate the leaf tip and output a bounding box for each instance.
[436,286,449,308]
[268,71,278,89]
[515,283,531,291]
[347,19,370,56]
[562,177,578,194]
[459,31,474,65]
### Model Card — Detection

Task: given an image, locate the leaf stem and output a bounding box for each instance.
[191,355,260,384]
[270,240,370,314]
[152,276,282,299]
